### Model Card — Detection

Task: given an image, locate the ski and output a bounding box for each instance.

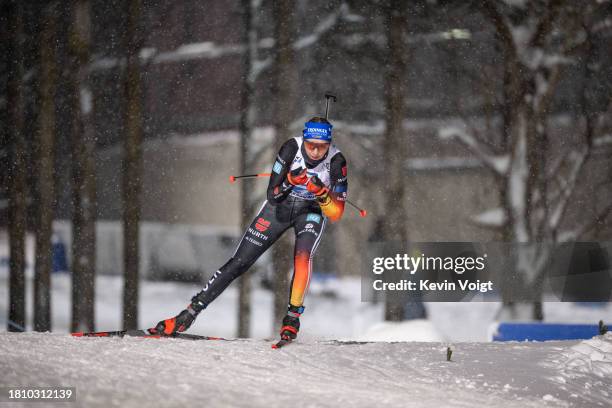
[72,329,227,341]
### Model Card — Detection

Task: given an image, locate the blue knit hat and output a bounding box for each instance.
[303,121,332,142]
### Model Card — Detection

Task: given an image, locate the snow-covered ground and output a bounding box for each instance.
[0,332,610,408]
[2,270,611,407]
[1,227,610,341]
[1,271,611,341]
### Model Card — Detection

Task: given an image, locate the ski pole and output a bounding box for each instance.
[229,173,271,183]
[323,92,366,217]
[229,172,367,217]
[346,199,367,218]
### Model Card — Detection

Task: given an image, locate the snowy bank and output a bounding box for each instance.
[1,333,611,407]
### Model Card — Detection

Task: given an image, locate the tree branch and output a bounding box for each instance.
[481,0,520,67]
[559,202,612,241]
[529,0,565,49]
[248,3,349,81]
[548,147,590,232]
[438,126,510,175]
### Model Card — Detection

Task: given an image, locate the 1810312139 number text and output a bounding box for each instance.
[1,387,75,402]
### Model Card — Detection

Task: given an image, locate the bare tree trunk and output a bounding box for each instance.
[122,0,143,330]
[382,0,410,322]
[34,2,59,332]
[69,0,97,332]
[272,0,297,329]
[6,0,27,332]
[482,0,529,321]
[496,5,522,316]
[236,0,259,338]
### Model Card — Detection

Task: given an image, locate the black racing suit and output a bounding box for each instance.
[190,137,348,313]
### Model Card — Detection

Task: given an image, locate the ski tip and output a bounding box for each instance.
[359,209,367,217]
[229,175,236,183]
[71,332,84,337]
[272,338,291,349]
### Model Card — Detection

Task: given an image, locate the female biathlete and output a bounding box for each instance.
[151,116,348,341]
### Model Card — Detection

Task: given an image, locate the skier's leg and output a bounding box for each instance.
[192,202,291,307]
[289,213,326,307]
[279,212,326,339]
[153,201,290,334]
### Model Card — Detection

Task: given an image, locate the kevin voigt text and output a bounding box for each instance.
[372,279,494,293]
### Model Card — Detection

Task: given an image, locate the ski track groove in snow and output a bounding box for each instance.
[2,333,611,407]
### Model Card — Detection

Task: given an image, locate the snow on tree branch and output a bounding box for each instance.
[406,157,483,171]
[89,42,244,72]
[89,2,352,77]
[438,126,510,175]
[502,0,528,8]
[154,43,244,63]
[295,4,348,49]
[245,3,349,81]
[470,207,507,228]
[594,134,612,147]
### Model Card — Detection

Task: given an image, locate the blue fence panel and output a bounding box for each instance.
[493,322,602,341]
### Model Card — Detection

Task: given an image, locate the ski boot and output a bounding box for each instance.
[273,305,304,349]
[151,295,206,336]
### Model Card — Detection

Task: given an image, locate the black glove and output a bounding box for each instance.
[153,306,198,335]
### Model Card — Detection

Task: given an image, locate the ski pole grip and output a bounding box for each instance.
[324,93,337,102]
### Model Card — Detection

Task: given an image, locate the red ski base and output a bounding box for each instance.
[72,329,226,341]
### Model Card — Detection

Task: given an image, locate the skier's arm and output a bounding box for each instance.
[267,139,299,204]
[316,153,348,222]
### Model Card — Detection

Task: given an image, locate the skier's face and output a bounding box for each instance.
[304,140,330,161]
